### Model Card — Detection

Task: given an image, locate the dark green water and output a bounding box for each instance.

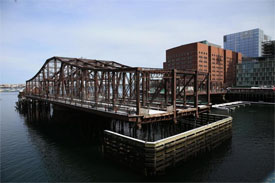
[1,92,274,182]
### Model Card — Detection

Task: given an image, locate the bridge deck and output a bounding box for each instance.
[26,95,210,124]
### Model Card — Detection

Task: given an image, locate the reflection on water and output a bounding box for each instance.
[1,92,274,182]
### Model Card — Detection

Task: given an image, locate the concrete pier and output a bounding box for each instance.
[103,113,232,175]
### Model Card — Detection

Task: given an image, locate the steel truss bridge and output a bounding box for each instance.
[25,56,212,126]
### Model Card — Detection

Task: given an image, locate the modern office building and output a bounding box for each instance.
[262,40,275,57]
[236,58,275,87]
[223,28,271,58]
[236,40,275,87]
[163,41,242,87]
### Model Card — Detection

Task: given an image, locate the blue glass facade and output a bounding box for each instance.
[223,28,271,57]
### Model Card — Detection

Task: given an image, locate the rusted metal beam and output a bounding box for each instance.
[164,75,168,106]
[142,73,146,106]
[107,72,110,103]
[112,71,116,109]
[194,71,199,118]
[129,73,133,99]
[183,75,186,106]
[94,71,98,105]
[177,76,193,98]
[172,69,177,123]
[136,68,140,115]
[122,72,126,103]
[207,72,211,105]
[146,72,150,105]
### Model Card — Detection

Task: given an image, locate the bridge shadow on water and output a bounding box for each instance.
[21,103,110,145]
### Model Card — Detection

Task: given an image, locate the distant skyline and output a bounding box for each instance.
[1,0,274,84]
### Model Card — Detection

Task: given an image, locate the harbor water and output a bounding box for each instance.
[1,92,274,182]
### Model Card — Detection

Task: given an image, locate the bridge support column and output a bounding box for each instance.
[194,71,199,118]
[183,75,186,106]
[112,71,116,110]
[142,73,145,106]
[164,76,168,106]
[94,71,98,106]
[136,68,140,115]
[172,69,177,124]
[207,72,211,105]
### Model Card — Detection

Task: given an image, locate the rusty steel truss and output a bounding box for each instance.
[25,56,211,125]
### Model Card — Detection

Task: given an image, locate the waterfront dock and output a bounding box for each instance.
[212,101,251,111]
[226,87,275,102]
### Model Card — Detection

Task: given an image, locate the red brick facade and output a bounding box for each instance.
[163,42,242,87]
[224,50,242,87]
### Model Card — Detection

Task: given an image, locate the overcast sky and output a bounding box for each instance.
[0,0,274,84]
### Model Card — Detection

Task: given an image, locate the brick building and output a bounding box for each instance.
[208,46,224,87]
[163,41,242,88]
[164,42,208,72]
[224,50,242,87]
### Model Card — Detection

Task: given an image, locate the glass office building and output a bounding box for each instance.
[236,58,275,87]
[224,28,271,57]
